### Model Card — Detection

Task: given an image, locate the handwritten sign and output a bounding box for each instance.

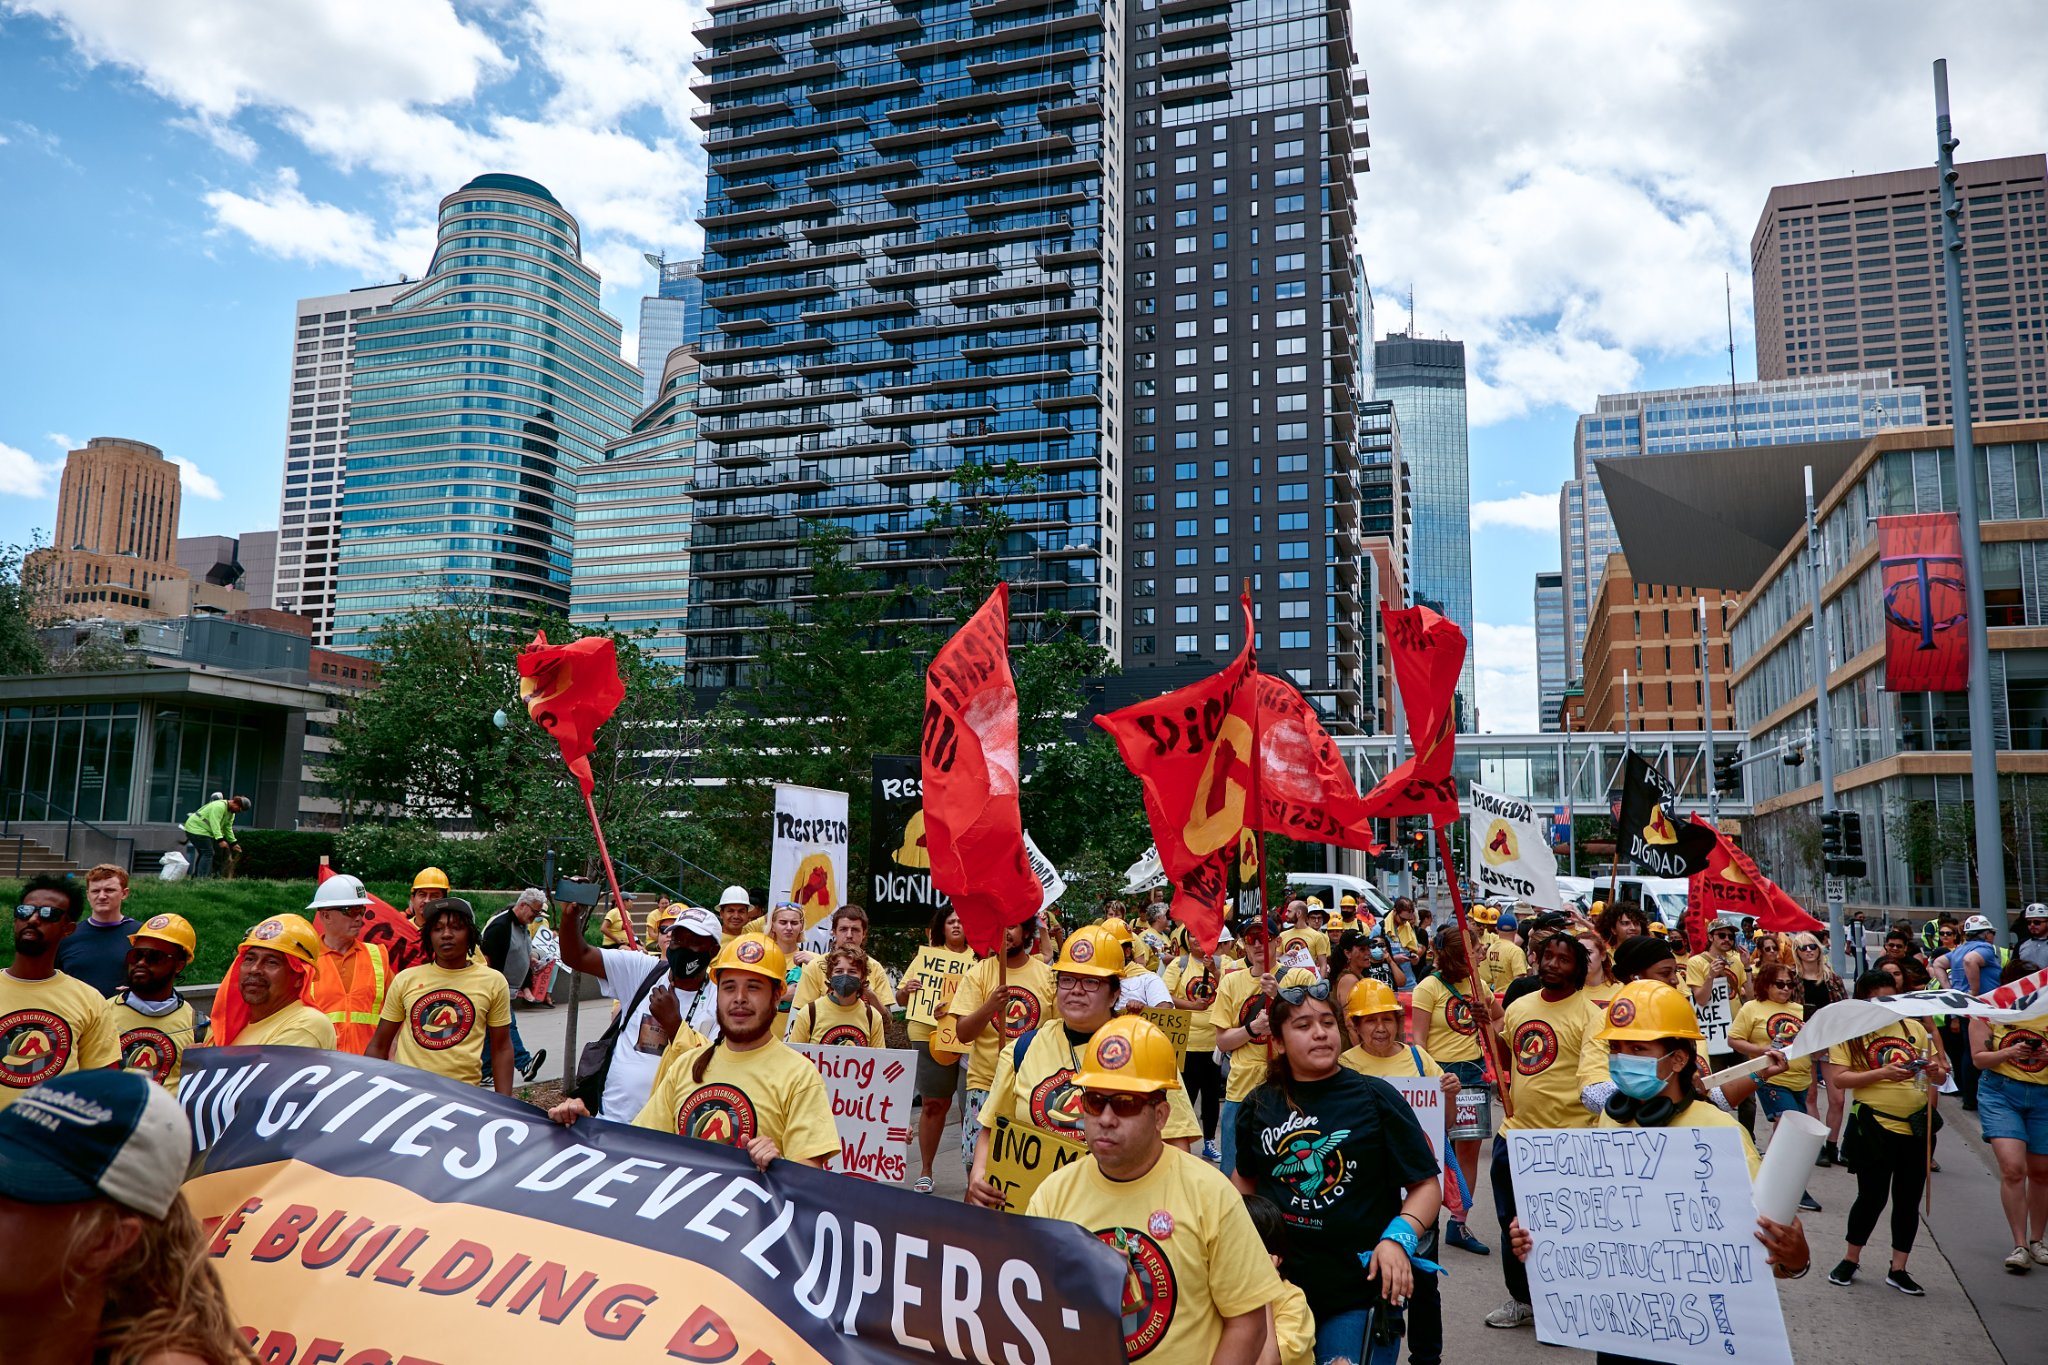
[1142,1007,1191,1065]
[791,1043,917,1184]
[1697,977,1734,1052]
[1508,1126,1793,1365]
[985,1115,1087,1213]
[904,946,974,1028]
[1386,1075,1448,1171]
[928,1014,968,1063]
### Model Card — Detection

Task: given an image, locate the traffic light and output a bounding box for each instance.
[1713,747,1743,795]
[1838,811,1867,879]
[1819,809,1843,862]
[1373,849,1404,874]
[1405,826,1429,860]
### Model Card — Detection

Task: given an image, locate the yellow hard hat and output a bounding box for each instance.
[1596,981,1703,1042]
[1648,921,1670,937]
[1469,905,1500,927]
[237,914,321,968]
[1074,1016,1180,1095]
[411,866,450,893]
[130,913,196,961]
[709,932,787,984]
[1304,896,1325,910]
[1056,924,1125,978]
[1340,894,1360,908]
[1344,978,1402,1019]
[1100,916,1135,943]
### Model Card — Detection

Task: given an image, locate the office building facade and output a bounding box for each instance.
[1375,333,1475,727]
[1116,0,1370,729]
[28,437,193,621]
[1579,553,1734,734]
[273,283,408,647]
[683,0,1129,688]
[1557,372,1925,678]
[1534,569,1565,731]
[636,257,705,406]
[331,175,640,654]
[1752,154,2046,426]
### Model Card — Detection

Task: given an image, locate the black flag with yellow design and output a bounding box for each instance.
[1616,750,1716,878]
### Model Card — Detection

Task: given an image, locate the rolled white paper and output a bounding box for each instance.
[1752,1110,1828,1224]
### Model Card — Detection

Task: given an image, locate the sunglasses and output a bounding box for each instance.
[13,904,66,922]
[1798,944,1821,953]
[1277,981,1334,1006]
[1077,1090,1157,1118]
[127,946,183,967]
[323,906,369,919]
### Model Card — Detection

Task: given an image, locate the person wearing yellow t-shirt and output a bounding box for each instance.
[1273,900,1329,975]
[215,914,338,1050]
[1243,1194,1315,1365]
[106,912,199,1092]
[1409,926,1495,1256]
[1162,927,1243,1161]
[969,926,1206,1208]
[1475,909,1528,996]
[1822,970,1948,1293]
[950,919,1056,1172]
[1969,1005,2048,1270]
[370,898,513,1095]
[787,946,886,1046]
[1026,1015,1281,1365]
[788,905,891,1012]
[1688,919,1755,1133]
[1730,964,1814,1119]
[600,933,839,1171]
[1209,964,1317,1181]
[1,876,121,1110]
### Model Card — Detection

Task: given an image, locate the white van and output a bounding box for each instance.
[1565,873,1689,927]
[1285,872,1397,921]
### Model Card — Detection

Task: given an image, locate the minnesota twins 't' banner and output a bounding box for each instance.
[176,1048,1126,1364]
[1877,513,1970,693]
[1466,784,1562,910]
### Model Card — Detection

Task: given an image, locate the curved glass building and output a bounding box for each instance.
[331,174,640,652]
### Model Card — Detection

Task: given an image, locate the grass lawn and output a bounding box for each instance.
[1,877,522,983]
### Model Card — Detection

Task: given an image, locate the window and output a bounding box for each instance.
[1174,209,1197,227]
[1276,195,1305,213]
[1175,156,1197,173]
[1278,571,1309,589]
[1279,631,1310,649]
[1275,281,1306,299]
[1175,235,1197,252]
[1278,542,1309,561]
[1132,607,1155,625]
[1276,365,1307,383]
[1274,139,1304,158]
[1133,635,1156,655]
[1175,266,1198,284]
[1277,422,1308,440]
[1274,168,1305,187]
[1276,336,1307,355]
[1278,482,1308,501]
[1275,253,1305,271]
[1278,512,1308,530]
[1175,462,1198,479]
[1276,309,1306,327]
[1175,403,1198,420]
[1274,112,1304,132]
[1176,293,1197,310]
[1175,606,1199,624]
[1175,348,1197,365]
[1278,600,1309,618]
[1176,576,1199,593]
[1176,518,1199,535]
[1175,635,1199,653]
[1274,222,1305,240]
[1276,394,1307,412]
[1175,184,1197,201]
[1213,517,1230,534]
[1214,604,1233,622]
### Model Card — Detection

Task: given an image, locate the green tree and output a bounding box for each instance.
[0,540,48,676]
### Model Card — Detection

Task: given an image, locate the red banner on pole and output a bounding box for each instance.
[1253,673,1381,850]
[517,631,626,796]
[1356,603,1467,822]
[922,584,1039,955]
[1877,513,1970,693]
[1687,817,1827,934]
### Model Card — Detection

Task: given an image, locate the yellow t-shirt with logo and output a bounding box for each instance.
[1986,1016,2048,1085]
[1211,969,1278,1102]
[106,993,198,1092]
[0,971,121,1109]
[1275,926,1329,965]
[787,996,885,1047]
[1828,1017,1933,1135]
[633,1037,840,1163]
[1029,1144,1283,1365]
[1731,1000,1811,1091]
[379,962,511,1082]
[982,1022,1202,1144]
[1501,988,1599,1131]
[1160,954,1242,1052]
[1685,952,1749,994]
[1341,1044,1444,1080]
[951,954,1057,1092]
[1478,935,1529,994]
[789,955,892,1012]
[1409,973,1485,1065]
[234,1001,337,1050]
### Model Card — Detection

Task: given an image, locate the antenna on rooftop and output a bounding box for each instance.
[1725,273,1740,444]
[1406,283,1416,334]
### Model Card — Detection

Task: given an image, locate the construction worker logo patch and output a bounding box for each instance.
[1029,1068,1086,1137]
[818,1023,870,1047]
[1766,1013,1803,1047]
[677,1082,757,1147]
[736,940,765,965]
[0,1010,72,1089]
[1096,1034,1133,1070]
[1185,971,1216,1005]
[1099,1226,1178,1361]
[119,1027,179,1084]
[2005,1028,2047,1073]
[408,989,477,1051]
[1444,995,1479,1037]
[1514,1020,1560,1076]
[995,985,1042,1039]
[1069,937,1096,964]
[1867,1037,1919,1070]
[144,914,174,932]
[1608,998,1637,1029]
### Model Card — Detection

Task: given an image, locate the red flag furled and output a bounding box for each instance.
[1357,603,1467,822]
[317,863,425,972]
[1687,817,1826,934]
[1253,672,1381,850]
[517,631,626,796]
[1096,594,1258,951]
[922,584,1040,955]
[1877,513,1970,693]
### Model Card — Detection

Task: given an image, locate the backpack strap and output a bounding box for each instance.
[1012,1025,1040,1071]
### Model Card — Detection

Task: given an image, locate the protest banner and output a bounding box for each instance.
[1468,783,1563,910]
[1141,1007,1191,1066]
[927,1014,968,1063]
[1385,1075,1448,1170]
[1696,976,1735,1052]
[903,947,973,1030]
[1507,1126,1793,1365]
[792,1043,918,1184]
[869,756,947,918]
[1022,832,1066,911]
[175,1048,1126,1364]
[983,1116,1087,1214]
[771,784,850,929]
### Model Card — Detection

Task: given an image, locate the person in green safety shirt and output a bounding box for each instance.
[179,795,248,879]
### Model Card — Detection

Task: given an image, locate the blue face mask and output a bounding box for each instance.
[1609,1053,1669,1101]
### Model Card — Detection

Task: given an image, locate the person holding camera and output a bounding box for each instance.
[1970,1004,2048,1271]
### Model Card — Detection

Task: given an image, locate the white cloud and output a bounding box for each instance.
[1471,491,1560,535]
[0,442,60,498]
[203,168,430,277]
[45,432,76,451]
[1473,622,1539,733]
[167,455,222,500]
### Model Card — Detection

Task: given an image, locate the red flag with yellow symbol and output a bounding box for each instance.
[517,631,626,797]
[1356,603,1467,822]
[1688,817,1827,934]
[1252,672,1382,850]
[922,584,1040,955]
[1096,593,1258,952]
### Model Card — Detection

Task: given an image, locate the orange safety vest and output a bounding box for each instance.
[309,939,390,1054]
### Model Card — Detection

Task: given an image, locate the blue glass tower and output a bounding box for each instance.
[637,258,705,406]
[331,175,641,652]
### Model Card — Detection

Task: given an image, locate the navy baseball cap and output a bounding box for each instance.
[0,1069,192,1218]
[1497,911,1520,932]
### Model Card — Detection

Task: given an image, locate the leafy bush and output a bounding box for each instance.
[233,830,338,880]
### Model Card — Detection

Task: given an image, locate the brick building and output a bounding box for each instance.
[1580,553,1738,733]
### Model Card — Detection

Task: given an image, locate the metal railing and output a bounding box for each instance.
[1,791,137,876]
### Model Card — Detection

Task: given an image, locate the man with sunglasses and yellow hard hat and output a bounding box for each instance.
[107,912,200,1091]
[1029,1015,1283,1365]
[968,924,1206,1207]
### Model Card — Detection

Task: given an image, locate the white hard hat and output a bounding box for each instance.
[2026,903,2048,921]
[1217,924,1235,943]
[306,875,370,911]
[719,885,751,907]
[1963,914,1996,934]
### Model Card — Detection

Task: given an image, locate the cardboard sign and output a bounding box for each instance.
[928,1014,968,1063]
[904,946,974,1028]
[1386,1074,1449,1170]
[791,1044,918,1184]
[985,1115,1087,1213]
[1142,1007,1191,1065]
[1508,1126,1794,1365]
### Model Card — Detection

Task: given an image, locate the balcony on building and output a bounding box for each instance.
[692,0,845,45]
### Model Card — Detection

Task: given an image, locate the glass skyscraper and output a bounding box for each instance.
[331,175,641,653]
[1375,333,1476,728]
[636,257,704,406]
[1534,569,1565,731]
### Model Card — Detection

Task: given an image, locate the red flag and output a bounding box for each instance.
[517,631,626,797]
[1877,513,1970,692]
[1253,672,1381,850]
[317,863,425,972]
[922,585,1039,955]
[1686,817,1826,934]
[1357,603,1467,822]
[1096,593,1257,952]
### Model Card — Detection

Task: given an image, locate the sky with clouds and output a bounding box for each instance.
[3,1,2046,729]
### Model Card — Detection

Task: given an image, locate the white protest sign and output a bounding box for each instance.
[1696,977,1734,1052]
[1508,1126,1792,1365]
[1469,783,1563,911]
[770,784,850,929]
[791,1043,916,1183]
[1023,831,1066,910]
[1386,1075,1448,1171]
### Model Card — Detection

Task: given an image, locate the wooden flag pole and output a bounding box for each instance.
[582,786,638,951]
[1242,578,1276,1062]
[1437,823,1513,1120]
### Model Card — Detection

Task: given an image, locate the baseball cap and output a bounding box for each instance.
[670,906,722,941]
[1497,912,1519,932]
[0,1070,191,1219]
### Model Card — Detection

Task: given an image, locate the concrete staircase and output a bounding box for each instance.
[0,834,77,880]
